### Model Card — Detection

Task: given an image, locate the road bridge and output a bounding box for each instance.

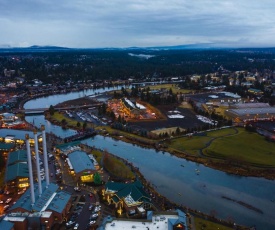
[14,103,103,114]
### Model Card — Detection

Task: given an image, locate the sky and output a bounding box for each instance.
[1,0,275,48]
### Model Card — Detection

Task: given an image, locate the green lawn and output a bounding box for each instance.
[169,136,212,156]
[194,217,234,230]
[206,127,237,137]
[204,128,275,166]
[168,127,275,167]
[144,83,193,94]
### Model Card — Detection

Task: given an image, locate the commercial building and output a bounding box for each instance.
[3,126,72,229]
[5,150,29,189]
[102,181,151,216]
[99,209,189,230]
[0,129,42,145]
[67,150,97,182]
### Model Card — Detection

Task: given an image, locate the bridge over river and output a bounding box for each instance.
[15,103,103,114]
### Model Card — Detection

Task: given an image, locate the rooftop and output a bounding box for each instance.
[5,162,29,182]
[103,209,188,230]
[0,129,41,140]
[105,181,151,205]
[7,149,27,165]
[68,150,95,173]
[0,142,15,150]
[0,219,15,230]
[9,181,71,214]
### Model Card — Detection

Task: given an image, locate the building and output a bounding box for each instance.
[121,98,144,119]
[224,103,275,122]
[3,126,72,229]
[0,219,15,230]
[99,209,189,230]
[67,150,97,182]
[247,88,263,96]
[102,181,152,216]
[5,150,29,189]
[0,143,15,159]
[0,113,26,129]
[0,129,42,145]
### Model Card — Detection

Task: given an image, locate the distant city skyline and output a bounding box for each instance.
[1,0,275,48]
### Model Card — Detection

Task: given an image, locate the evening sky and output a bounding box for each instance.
[1,0,275,48]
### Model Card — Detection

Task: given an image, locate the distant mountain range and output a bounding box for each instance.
[0,44,275,52]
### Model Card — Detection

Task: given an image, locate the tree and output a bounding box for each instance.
[49,105,55,116]
[83,122,87,130]
[76,121,81,128]
[93,172,102,185]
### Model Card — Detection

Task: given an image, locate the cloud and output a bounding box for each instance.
[0,0,275,48]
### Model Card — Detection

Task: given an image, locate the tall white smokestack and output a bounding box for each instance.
[25,134,35,205]
[41,125,50,186]
[34,130,42,195]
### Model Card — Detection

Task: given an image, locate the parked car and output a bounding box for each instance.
[3,205,9,211]
[90,213,98,220]
[88,220,96,226]
[5,198,12,204]
[73,223,79,229]
[94,205,101,212]
[74,187,81,192]
[18,190,25,195]
[66,220,75,228]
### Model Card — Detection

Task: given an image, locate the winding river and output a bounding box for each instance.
[24,88,275,230]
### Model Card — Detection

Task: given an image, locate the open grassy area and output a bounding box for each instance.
[143,83,193,94]
[194,217,234,230]
[206,127,237,137]
[167,127,275,167]
[168,136,212,156]
[204,128,275,166]
[49,112,94,129]
[103,153,135,180]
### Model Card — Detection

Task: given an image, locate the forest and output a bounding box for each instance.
[1,47,275,84]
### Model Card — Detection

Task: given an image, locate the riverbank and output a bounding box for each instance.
[80,143,249,230]
[45,110,275,180]
[99,129,275,180]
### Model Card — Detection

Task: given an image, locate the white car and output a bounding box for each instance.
[74,187,81,192]
[5,198,12,204]
[73,223,79,229]
[18,190,25,195]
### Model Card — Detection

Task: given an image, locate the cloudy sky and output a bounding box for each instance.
[1,0,275,48]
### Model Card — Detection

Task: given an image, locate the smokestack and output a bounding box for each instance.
[34,130,42,195]
[25,134,35,205]
[41,125,50,186]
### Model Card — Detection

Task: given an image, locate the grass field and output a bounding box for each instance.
[143,83,193,94]
[50,112,94,129]
[169,135,213,156]
[206,128,237,137]
[194,217,234,230]
[168,127,275,167]
[204,128,275,166]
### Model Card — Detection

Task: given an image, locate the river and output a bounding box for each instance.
[24,87,275,230]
